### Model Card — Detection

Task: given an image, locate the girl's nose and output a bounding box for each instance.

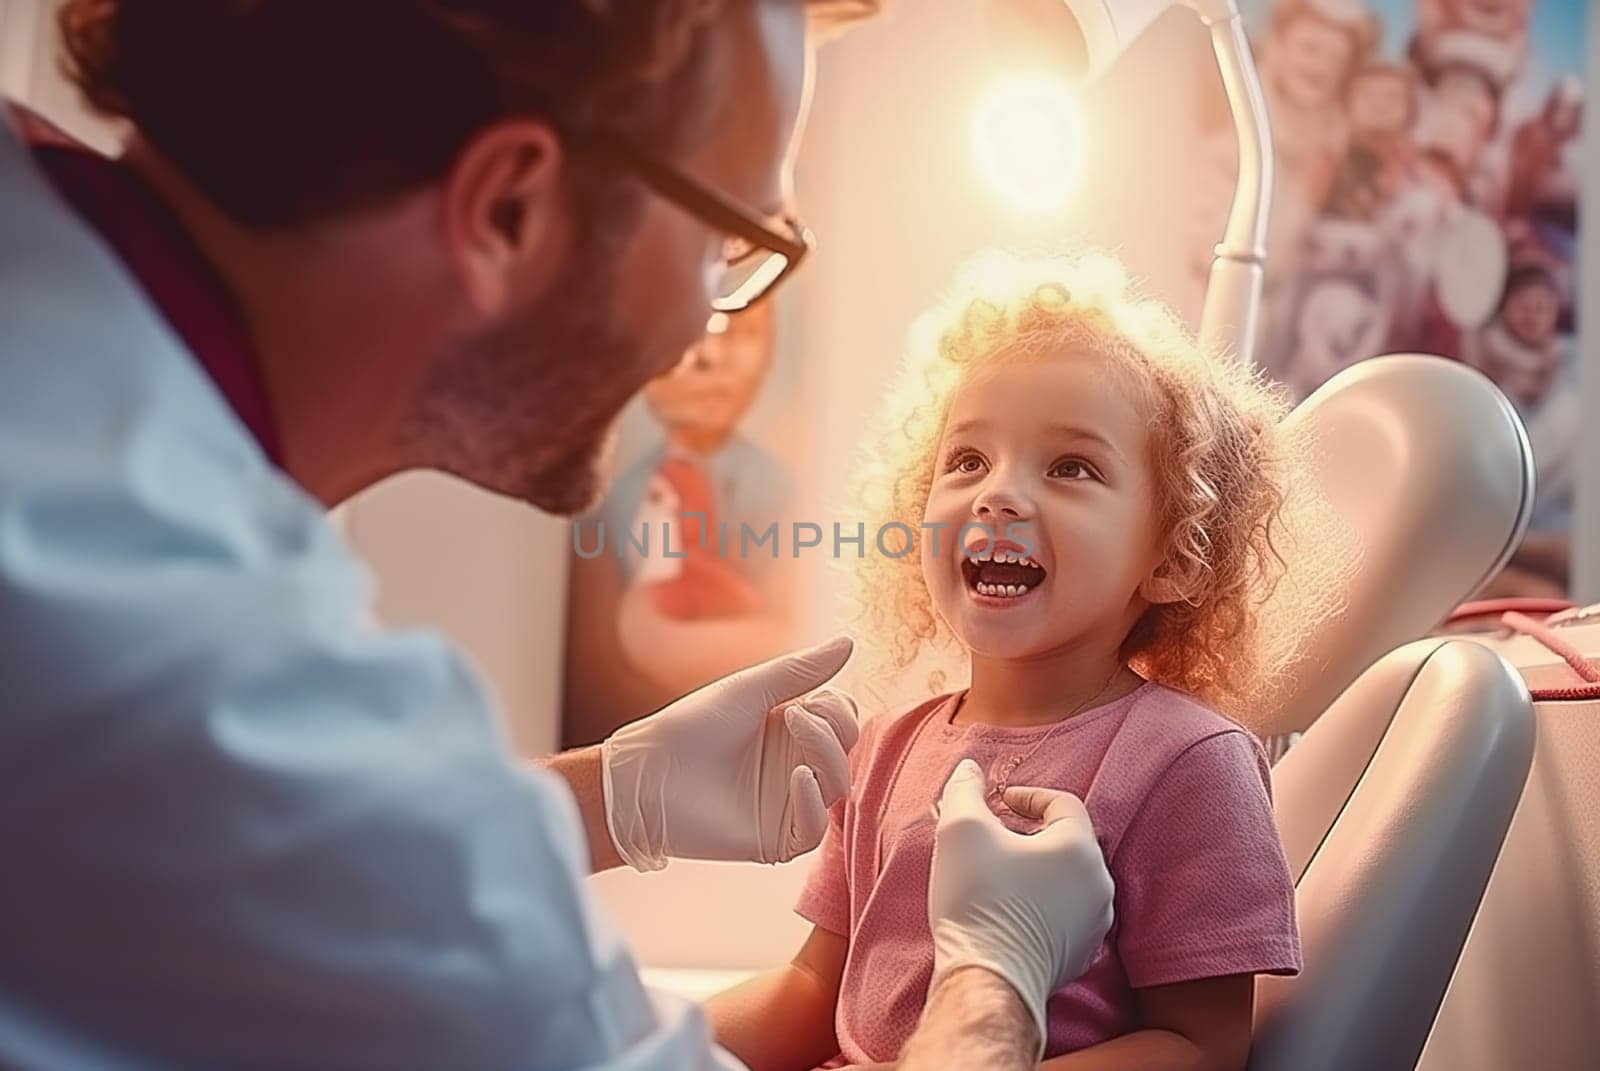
[973,483,1033,522]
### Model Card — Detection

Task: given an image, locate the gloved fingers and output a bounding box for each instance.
[936,759,1000,827]
[727,635,854,713]
[791,687,861,754]
[784,704,851,805]
[1002,785,1092,831]
[1014,788,1114,900]
[785,765,830,860]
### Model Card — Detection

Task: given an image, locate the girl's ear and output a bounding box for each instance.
[1139,554,1204,606]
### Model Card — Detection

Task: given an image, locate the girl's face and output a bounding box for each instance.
[920,354,1169,662]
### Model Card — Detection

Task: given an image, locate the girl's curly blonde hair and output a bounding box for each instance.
[841,251,1349,722]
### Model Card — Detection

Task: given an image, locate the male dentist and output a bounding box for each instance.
[0,2,1112,1067]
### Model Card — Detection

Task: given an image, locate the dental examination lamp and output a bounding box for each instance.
[991,0,1272,365]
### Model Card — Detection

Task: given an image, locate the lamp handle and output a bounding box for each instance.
[1190,1,1273,365]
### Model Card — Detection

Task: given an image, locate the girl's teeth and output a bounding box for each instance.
[970,548,1047,567]
[975,581,1030,599]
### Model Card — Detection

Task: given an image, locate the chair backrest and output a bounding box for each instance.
[1261,355,1534,737]
[1249,638,1535,1071]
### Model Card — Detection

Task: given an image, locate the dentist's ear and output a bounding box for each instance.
[443,120,564,317]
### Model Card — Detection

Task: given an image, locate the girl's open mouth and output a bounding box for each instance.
[961,547,1047,600]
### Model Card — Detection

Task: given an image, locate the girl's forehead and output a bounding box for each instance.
[945,349,1152,429]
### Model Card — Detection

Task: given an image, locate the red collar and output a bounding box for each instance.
[15,105,286,470]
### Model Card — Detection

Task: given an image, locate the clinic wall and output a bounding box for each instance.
[342,475,568,757]
[0,0,38,102]
[1,0,119,151]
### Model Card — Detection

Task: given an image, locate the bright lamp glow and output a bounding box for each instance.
[973,75,1083,215]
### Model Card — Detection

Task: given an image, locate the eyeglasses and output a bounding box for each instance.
[573,128,813,313]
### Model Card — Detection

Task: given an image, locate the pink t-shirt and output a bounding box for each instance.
[796,682,1301,1064]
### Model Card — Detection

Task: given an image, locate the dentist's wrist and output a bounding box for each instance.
[900,966,1040,1071]
[929,937,1049,1063]
[542,745,625,874]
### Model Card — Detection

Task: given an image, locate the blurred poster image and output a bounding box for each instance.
[561,304,800,747]
[1208,0,1585,596]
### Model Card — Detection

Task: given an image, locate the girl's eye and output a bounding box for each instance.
[946,450,987,475]
[1050,458,1098,481]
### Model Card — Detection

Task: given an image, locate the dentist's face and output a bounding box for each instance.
[920,354,1167,661]
[412,1,811,514]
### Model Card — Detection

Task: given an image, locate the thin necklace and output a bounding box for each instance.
[871,665,1129,875]
[985,665,1128,805]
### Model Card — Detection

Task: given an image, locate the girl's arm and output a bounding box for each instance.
[706,925,849,1071]
[1036,974,1255,1071]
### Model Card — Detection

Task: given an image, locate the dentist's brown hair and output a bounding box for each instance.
[59,0,879,228]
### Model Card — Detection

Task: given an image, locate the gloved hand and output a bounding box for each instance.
[601,636,859,871]
[926,760,1115,1059]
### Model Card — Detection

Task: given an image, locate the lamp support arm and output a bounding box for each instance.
[1191,0,1273,366]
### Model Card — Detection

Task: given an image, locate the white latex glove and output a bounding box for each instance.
[926,760,1115,1059]
[601,636,859,871]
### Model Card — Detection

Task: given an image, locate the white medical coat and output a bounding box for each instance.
[0,114,739,1070]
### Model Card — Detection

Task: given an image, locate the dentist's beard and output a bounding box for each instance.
[400,186,642,515]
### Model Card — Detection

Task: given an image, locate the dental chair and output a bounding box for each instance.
[1257,606,1600,1071]
[1245,354,1545,1069]
[1259,353,1535,738]
[1251,638,1535,1071]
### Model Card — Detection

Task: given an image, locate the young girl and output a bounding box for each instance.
[707,253,1345,1070]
